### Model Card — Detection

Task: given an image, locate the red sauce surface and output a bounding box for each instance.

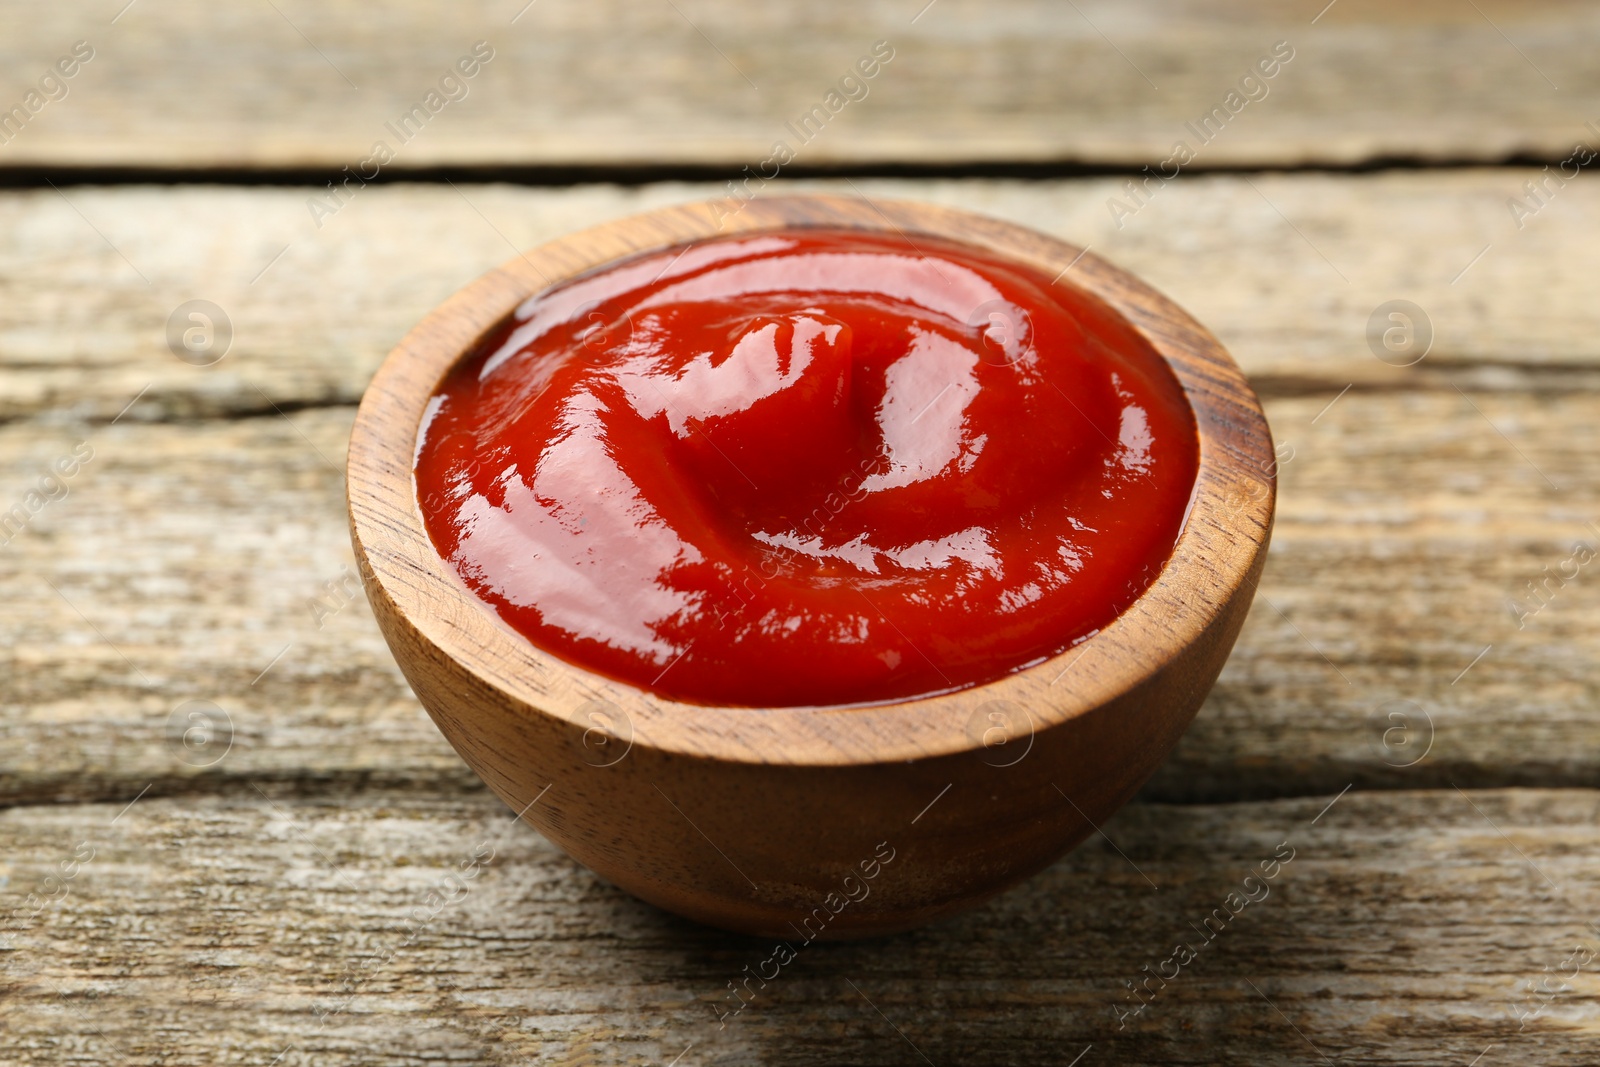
[414,230,1198,707]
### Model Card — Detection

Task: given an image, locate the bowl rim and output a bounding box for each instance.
[347,193,1275,767]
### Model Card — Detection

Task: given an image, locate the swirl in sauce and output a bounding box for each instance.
[414,230,1198,707]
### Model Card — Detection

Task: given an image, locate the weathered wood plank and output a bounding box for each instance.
[1,788,1594,1064]
[0,1,1593,169]
[1165,390,1600,802]
[0,408,471,804]
[3,176,1596,805]
[1,386,1595,805]
[3,173,1597,428]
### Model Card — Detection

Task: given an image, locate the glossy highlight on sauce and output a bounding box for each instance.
[414,230,1199,707]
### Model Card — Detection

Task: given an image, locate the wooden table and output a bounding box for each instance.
[3,2,1598,1063]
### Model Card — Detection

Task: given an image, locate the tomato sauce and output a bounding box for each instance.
[414,230,1198,707]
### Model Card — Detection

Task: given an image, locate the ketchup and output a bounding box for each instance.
[414,230,1198,707]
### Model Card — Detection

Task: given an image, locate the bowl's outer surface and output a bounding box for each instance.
[347,195,1275,938]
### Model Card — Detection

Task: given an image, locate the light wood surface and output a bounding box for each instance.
[2,177,1594,802]
[4,386,1593,806]
[3,787,1596,1064]
[0,1,1594,170]
[3,174,1598,1058]
[6,172,1599,428]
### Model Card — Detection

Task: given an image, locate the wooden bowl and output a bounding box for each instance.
[347,195,1275,939]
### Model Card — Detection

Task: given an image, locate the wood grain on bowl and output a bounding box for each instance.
[345,195,1276,937]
